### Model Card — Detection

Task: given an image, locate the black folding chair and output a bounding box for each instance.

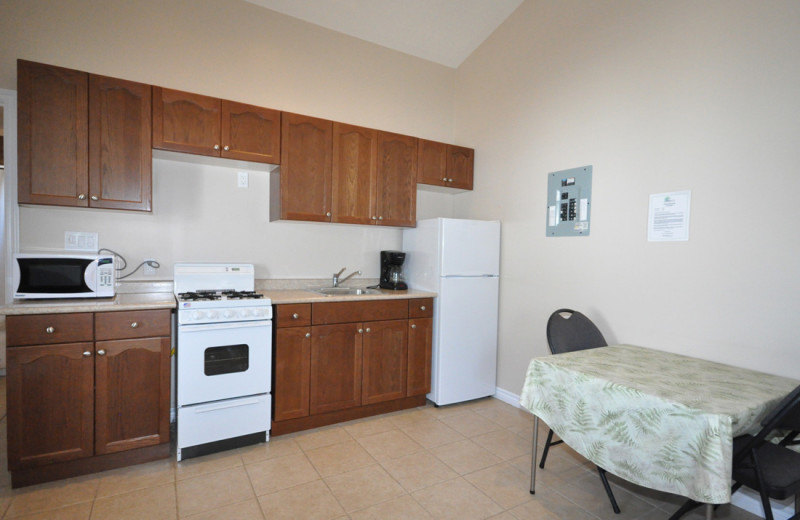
[539,308,621,514]
[670,383,800,520]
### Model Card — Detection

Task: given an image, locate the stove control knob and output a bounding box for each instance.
[254,308,266,317]
[192,311,205,321]
[207,310,219,320]
[243,309,254,317]
[223,310,233,319]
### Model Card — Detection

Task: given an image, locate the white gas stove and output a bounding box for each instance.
[173,263,272,461]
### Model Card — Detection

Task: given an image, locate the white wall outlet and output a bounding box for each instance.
[237,171,249,188]
[65,231,98,251]
[143,259,157,276]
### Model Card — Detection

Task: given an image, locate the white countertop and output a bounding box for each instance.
[1,288,437,315]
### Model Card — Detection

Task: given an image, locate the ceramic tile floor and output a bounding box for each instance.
[0,377,762,519]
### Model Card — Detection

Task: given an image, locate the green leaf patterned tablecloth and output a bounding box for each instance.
[519,344,798,503]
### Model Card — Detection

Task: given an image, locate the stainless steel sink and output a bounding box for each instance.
[312,287,382,296]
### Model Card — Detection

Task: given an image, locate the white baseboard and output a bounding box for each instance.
[492,386,796,520]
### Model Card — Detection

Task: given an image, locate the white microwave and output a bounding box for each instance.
[13,253,116,299]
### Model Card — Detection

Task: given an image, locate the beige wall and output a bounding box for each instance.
[454,0,800,387]
[0,0,456,280]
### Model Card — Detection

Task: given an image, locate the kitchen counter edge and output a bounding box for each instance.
[264,289,437,305]
[1,292,177,316]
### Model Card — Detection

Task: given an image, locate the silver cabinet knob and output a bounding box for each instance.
[420,305,426,311]
[326,212,331,217]
[365,327,371,333]
[371,216,377,220]
[448,178,454,182]
[213,144,220,150]
[411,324,417,329]
[223,145,230,151]
[358,328,363,334]
[292,313,299,319]
[91,195,99,201]
[97,349,106,356]
[305,332,311,338]
[46,326,55,334]
[130,322,138,328]
[378,216,383,220]
[78,194,86,200]
[83,351,92,357]
[442,177,448,181]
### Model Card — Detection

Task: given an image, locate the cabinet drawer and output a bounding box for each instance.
[275,304,311,328]
[6,313,94,347]
[409,298,433,318]
[95,309,171,340]
[312,299,408,325]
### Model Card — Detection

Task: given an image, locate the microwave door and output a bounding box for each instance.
[15,257,94,298]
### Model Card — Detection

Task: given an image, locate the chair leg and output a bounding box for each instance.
[539,429,555,469]
[751,449,774,520]
[597,466,621,514]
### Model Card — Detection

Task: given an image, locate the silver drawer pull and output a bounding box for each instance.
[83,351,92,357]
[411,324,417,329]
[97,349,106,356]
[305,332,311,338]
[292,313,300,319]
[130,322,139,328]
[420,305,426,311]
[365,327,371,333]
[46,326,55,334]
[358,328,363,334]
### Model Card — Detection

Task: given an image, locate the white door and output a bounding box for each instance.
[433,276,499,405]
[440,219,501,276]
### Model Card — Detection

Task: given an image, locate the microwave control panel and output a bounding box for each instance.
[546,165,592,237]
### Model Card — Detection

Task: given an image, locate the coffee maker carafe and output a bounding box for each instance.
[380,250,408,290]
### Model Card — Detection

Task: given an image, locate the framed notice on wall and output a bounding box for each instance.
[648,190,691,241]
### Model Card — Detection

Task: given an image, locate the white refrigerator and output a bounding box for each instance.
[402,218,501,406]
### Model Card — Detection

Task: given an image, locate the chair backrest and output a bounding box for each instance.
[546,308,608,355]
[733,383,800,463]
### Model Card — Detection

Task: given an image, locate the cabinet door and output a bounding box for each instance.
[417,139,448,187]
[274,327,311,421]
[446,145,474,190]
[331,123,377,225]
[17,60,89,207]
[407,318,433,397]
[95,337,170,455]
[362,320,408,405]
[89,74,152,211]
[376,131,417,227]
[152,87,221,157]
[221,100,280,164]
[280,112,333,222]
[310,323,362,414]
[7,343,95,470]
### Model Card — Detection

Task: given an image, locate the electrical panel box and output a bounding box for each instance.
[546,165,592,237]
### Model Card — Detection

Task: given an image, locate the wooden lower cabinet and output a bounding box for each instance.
[5,310,171,487]
[272,299,432,435]
[310,323,363,414]
[7,343,95,470]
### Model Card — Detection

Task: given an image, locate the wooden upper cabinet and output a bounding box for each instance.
[446,145,474,190]
[376,131,417,227]
[221,100,280,163]
[280,112,333,222]
[89,75,152,211]
[417,138,474,190]
[153,88,280,164]
[152,87,221,157]
[18,60,89,207]
[332,123,377,225]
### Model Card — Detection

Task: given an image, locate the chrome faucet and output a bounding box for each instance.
[332,267,361,287]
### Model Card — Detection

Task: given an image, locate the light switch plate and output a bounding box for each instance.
[65,231,98,251]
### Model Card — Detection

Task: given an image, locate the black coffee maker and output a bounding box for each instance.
[380,250,408,290]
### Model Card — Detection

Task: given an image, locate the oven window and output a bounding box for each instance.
[204,344,249,376]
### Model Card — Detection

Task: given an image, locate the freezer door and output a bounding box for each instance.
[440,219,501,276]
[433,276,499,405]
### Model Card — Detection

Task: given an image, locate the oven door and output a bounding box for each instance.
[177,320,271,407]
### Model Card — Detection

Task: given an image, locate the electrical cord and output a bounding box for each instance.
[98,248,160,279]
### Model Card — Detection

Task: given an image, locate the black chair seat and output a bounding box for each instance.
[733,435,800,500]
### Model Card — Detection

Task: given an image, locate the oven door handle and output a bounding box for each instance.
[192,397,263,413]
[179,321,271,333]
